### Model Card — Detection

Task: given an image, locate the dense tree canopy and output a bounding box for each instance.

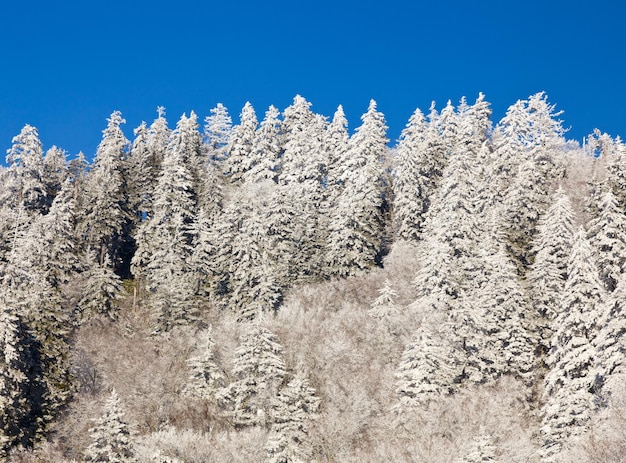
[0,92,623,462]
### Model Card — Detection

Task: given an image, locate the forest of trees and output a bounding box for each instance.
[1,92,626,462]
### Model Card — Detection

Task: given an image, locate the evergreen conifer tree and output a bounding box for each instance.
[245,105,281,184]
[221,324,287,428]
[132,113,200,329]
[185,327,226,401]
[587,189,626,292]
[77,111,132,272]
[265,370,320,463]
[224,102,258,183]
[454,428,498,463]
[395,316,463,406]
[540,228,605,457]
[326,100,388,276]
[0,305,38,457]
[526,187,575,353]
[204,103,232,163]
[84,390,136,462]
[5,124,48,213]
[42,145,67,203]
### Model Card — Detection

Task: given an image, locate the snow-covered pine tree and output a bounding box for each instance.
[126,121,152,224]
[127,110,173,223]
[221,323,287,428]
[185,326,226,401]
[5,124,48,213]
[262,183,300,290]
[84,390,136,462]
[498,159,551,271]
[224,102,258,183]
[392,106,449,243]
[593,275,626,401]
[131,113,200,330]
[368,279,400,319]
[204,103,232,163]
[587,189,626,292]
[0,305,38,457]
[454,427,498,463]
[605,137,626,208]
[278,96,328,281]
[147,106,170,180]
[77,253,123,322]
[210,182,283,320]
[77,111,132,273]
[490,93,566,194]
[395,315,463,406]
[412,130,484,299]
[42,145,67,204]
[265,369,320,463]
[11,178,78,289]
[525,187,575,354]
[1,268,72,439]
[472,245,534,384]
[436,99,461,156]
[457,93,492,155]
[540,228,605,458]
[244,105,281,184]
[326,99,388,277]
[324,105,350,206]
[279,95,315,180]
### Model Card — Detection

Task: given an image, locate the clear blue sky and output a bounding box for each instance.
[1,0,624,160]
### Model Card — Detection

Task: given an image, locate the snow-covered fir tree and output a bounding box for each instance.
[587,189,626,292]
[265,369,320,463]
[5,124,48,213]
[221,323,287,428]
[244,105,281,184]
[132,113,200,329]
[77,253,123,322]
[368,279,400,319]
[540,228,605,458]
[454,427,498,463]
[326,99,388,277]
[393,107,445,242]
[77,111,132,272]
[84,390,136,462]
[42,145,67,203]
[324,105,350,209]
[0,305,38,457]
[593,275,626,401]
[525,187,576,353]
[184,326,226,401]
[204,103,232,163]
[224,102,258,183]
[395,314,464,406]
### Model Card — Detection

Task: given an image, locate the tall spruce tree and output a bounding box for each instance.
[326,99,388,276]
[204,103,232,163]
[131,113,200,330]
[587,189,626,292]
[245,105,281,184]
[185,326,226,401]
[77,111,132,273]
[221,323,287,428]
[84,390,136,463]
[5,124,48,213]
[526,187,575,355]
[0,305,40,457]
[540,228,605,458]
[224,102,258,183]
[265,369,320,463]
